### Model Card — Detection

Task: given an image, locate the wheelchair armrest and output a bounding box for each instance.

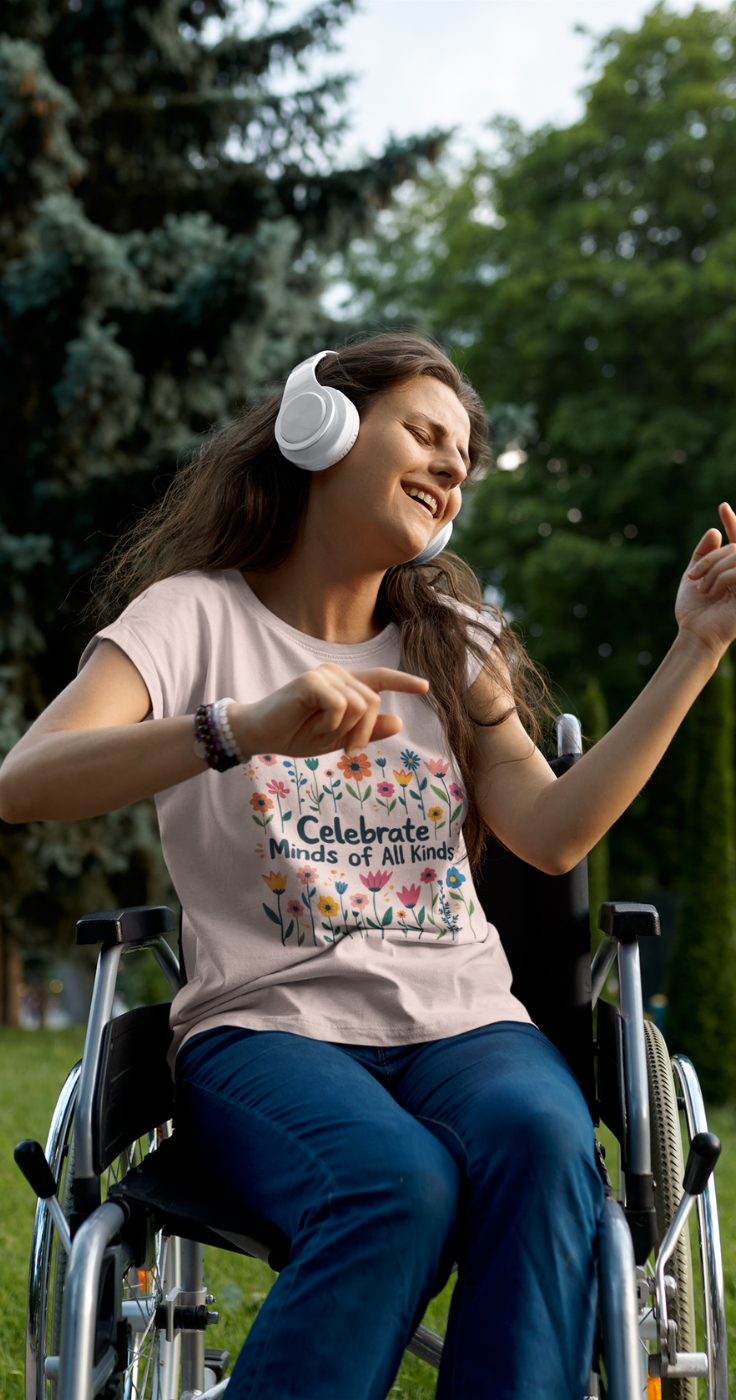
[76,905,177,947]
[597,901,660,944]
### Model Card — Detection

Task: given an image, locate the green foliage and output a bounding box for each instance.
[0,0,441,952]
[341,0,736,896]
[667,655,736,1101]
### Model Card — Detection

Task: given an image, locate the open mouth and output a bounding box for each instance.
[403,485,439,517]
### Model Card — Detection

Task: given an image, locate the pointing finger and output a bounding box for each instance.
[719,501,736,545]
[350,667,430,695]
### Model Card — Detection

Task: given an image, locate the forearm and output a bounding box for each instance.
[531,631,719,872]
[0,717,208,822]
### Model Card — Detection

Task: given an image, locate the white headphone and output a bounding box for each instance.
[275,350,454,565]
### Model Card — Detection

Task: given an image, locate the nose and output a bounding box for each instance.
[429,447,468,490]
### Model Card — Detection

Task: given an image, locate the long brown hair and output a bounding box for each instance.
[93,332,550,868]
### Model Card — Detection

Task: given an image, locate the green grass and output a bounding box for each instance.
[1,1029,735,1400]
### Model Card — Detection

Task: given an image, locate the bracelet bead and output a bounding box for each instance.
[194,702,241,772]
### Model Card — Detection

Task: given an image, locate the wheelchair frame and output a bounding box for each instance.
[18,717,728,1400]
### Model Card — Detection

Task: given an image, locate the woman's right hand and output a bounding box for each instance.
[231,664,429,761]
[0,645,429,823]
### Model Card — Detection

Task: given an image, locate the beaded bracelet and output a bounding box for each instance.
[193,698,243,772]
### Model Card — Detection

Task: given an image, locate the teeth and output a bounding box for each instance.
[406,487,438,516]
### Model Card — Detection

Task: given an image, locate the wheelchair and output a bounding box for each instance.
[14,715,728,1400]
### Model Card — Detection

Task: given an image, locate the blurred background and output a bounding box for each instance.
[1,0,736,1101]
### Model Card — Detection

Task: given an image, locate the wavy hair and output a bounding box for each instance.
[92,332,551,868]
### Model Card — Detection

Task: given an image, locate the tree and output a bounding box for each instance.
[339,0,736,898]
[666,656,736,1100]
[0,0,440,981]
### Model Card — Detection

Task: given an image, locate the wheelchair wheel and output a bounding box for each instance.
[28,1074,179,1400]
[645,1020,697,1400]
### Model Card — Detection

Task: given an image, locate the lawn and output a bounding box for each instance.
[1,1027,735,1400]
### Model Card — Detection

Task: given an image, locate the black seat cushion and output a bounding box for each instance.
[109,1134,290,1271]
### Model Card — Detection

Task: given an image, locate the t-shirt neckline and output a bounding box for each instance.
[231,571,398,661]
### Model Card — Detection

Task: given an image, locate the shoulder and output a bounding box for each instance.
[111,569,244,632]
[434,591,503,641]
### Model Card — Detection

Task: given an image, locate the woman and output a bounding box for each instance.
[2,333,735,1400]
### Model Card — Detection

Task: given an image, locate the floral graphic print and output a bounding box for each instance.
[245,745,474,946]
[338,753,372,809]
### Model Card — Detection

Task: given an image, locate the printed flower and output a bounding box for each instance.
[397,884,421,908]
[305,757,319,771]
[266,779,290,797]
[446,867,466,891]
[427,806,444,822]
[262,870,287,893]
[420,867,437,884]
[335,880,348,895]
[287,899,305,918]
[324,768,335,778]
[350,894,369,909]
[392,769,412,787]
[377,782,395,798]
[318,895,340,918]
[375,755,387,769]
[424,758,450,776]
[450,783,463,802]
[250,793,274,812]
[258,754,277,766]
[400,749,421,772]
[297,865,318,885]
[338,752,371,781]
[360,870,392,893]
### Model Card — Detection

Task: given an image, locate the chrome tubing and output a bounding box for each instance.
[555,713,583,757]
[75,945,122,1181]
[26,1060,81,1400]
[158,1235,181,1400]
[598,1196,642,1400]
[150,937,185,994]
[591,934,617,1008]
[58,1201,128,1400]
[672,1055,728,1400]
[617,941,651,1177]
[180,1238,205,1399]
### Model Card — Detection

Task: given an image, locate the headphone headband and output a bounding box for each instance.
[274,350,454,564]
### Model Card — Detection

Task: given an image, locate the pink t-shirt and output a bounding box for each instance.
[81,570,530,1066]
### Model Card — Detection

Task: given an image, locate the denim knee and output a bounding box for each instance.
[321,1118,459,1242]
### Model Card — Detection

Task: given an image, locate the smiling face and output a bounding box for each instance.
[304,375,471,569]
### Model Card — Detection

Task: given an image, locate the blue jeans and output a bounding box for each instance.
[175,1021,603,1400]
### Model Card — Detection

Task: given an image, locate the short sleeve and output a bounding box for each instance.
[77,574,214,721]
[435,593,502,688]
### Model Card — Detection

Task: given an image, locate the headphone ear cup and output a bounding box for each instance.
[275,352,360,470]
[413,521,453,565]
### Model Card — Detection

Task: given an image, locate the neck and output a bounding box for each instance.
[243,542,388,644]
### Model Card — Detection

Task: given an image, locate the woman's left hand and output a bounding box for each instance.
[676,501,736,656]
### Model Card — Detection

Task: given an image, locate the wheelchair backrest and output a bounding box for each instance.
[93,1002,174,1173]
[473,754,594,1110]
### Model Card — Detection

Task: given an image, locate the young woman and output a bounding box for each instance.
[2,334,735,1400]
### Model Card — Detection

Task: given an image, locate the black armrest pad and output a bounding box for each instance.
[76,905,177,947]
[597,901,660,943]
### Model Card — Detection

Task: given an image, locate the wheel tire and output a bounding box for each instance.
[645,1019,698,1400]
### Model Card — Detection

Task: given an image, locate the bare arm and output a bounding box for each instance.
[0,640,429,823]
[473,504,736,875]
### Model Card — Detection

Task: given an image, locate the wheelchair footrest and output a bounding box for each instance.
[406,1324,443,1369]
